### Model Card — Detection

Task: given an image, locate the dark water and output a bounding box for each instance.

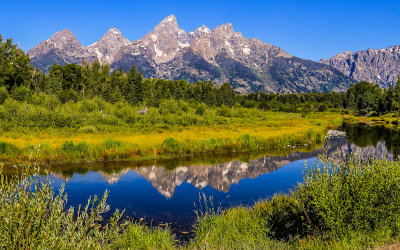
[46,123,400,233]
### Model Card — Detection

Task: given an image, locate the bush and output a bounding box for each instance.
[61,141,89,154]
[296,156,400,237]
[11,85,31,102]
[0,86,8,105]
[0,141,18,156]
[79,126,97,133]
[317,103,328,112]
[158,99,178,115]
[59,88,79,103]
[161,137,181,154]
[102,139,123,150]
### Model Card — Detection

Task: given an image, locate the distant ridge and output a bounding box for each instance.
[320,45,400,88]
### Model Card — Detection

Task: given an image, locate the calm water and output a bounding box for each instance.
[46,123,400,232]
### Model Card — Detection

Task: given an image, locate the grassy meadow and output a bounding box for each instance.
[0,97,342,164]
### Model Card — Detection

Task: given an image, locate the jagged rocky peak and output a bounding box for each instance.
[143,14,191,64]
[87,28,131,64]
[47,28,81,48]
[28,28,82,58]
[188,25,211,42]
[214,23,236,35]
[320,45,400,88]
[153,14,179,33]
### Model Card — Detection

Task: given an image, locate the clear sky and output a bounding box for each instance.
[1,0,399,61]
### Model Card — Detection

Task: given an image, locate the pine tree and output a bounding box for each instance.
[217,82,236,107]
[393,77,400,113]
[0,35,33,90]
[126,65,144,105]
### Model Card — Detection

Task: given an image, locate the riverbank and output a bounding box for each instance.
[2,155,400,249]
[0,112,341,165]
[343,113,400,128]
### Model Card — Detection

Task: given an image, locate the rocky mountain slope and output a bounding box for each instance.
[320,46,400,88]
[28,15,355,93]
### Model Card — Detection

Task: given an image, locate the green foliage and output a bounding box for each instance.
[101,139,123,150]
[297,156,400,238]
[0,141,18,156]
[393,77,400,113]
[79,126,97,133]
[11,85,31,101]
[0,167,174,249]
[112,224,175,249]
[0,86,9,105]
[317,103,328,112]
[162,138,181,155]
[216,82,236,107]
[190,156,400,249]
[0,35,33,90]
[61,141,89,154]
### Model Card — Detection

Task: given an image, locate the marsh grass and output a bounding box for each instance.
[0,97,340,164]
[0,117,329,165]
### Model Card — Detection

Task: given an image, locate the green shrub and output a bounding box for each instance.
[79,126,97,133]
[0,141,18,156]
[79,99,99,113]
[59,88,79,103]
[161,137,181,154]
[102,139,123,150]
[158,99,178,115]
[11,85,31,102]
[317,103,328,112]
[112,224,175,249]
[61,141,89,154]
[296,156,400,237]
[0,86,8,105]
[195,103,207,115]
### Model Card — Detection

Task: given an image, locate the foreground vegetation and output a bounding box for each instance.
[2,156,400,249]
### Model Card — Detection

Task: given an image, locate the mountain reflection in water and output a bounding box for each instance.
[51,137,346,199]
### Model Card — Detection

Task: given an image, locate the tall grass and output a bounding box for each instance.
[189,156,400,249]
[0,166,175,249]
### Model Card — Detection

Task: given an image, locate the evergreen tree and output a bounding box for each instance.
[393,77,400,113]
[126,65,144,105]
[0,35,33,90]
[217,82,236,107]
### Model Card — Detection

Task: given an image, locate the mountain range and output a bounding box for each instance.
[28,15,399,93]
[320,46,400,88]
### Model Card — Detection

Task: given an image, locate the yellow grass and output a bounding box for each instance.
[0,112,340,150]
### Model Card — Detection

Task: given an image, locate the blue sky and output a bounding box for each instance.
[1,0,399,61]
